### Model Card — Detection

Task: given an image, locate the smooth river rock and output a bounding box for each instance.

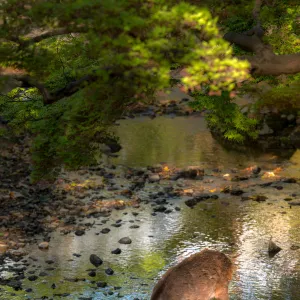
[38,242,49,250]
[118,237,132,244]
[89,254,103,267]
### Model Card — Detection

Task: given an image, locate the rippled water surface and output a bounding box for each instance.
[1,116,300,299]
[113,116,298,176]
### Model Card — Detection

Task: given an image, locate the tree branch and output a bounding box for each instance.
[6,27,88,47]
[223,0,300,76]
[23,28,86,45]
[1,67,117,105]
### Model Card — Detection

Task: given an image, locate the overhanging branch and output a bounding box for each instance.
[5,27,88,48]
[20,27,88,47]
[1,67,118,105]
[223,0,300,76]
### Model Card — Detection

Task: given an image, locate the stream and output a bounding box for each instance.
[1,116,300,300]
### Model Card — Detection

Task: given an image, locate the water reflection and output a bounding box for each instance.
[1,116,300,299]
[2,188,299,299]
[113,116,297,172]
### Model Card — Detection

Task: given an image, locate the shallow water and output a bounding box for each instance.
[1,116,300,299]
[113,116,298,175]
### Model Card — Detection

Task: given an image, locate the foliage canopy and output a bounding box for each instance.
[0,0,260,181]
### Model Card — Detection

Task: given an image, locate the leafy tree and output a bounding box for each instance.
[187,0,299,144]
[0,0,249,181]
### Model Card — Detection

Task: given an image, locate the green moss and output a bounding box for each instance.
[255,84,300,112]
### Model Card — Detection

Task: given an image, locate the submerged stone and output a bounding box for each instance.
[105,268,114,275]
[89,254,103,267]
[111,248,122,255]
[268,239,282,256]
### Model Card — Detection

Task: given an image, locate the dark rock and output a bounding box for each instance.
[221,186,231,193]
[184,198,198,208]
[153,205,167,213]
[105,139,122,153]
[88,271,96,277]
[111,248,122,255]
[111,223,122,228]
[176,166,204,179]
[101,228,111,234]
[185,193,211,208]
[105,268,114,275]
[230,189,244,196]
[175,207,181,211]
[54,293,70,297]
[118,237,132,245]
[73,253,81,257]
[282,178,297,183]
[252,166,261,175]
[265,114,288,132]
[148,164,163,173]
[241,195,251,201]
[260,182,273,187]
[274,186,283,190]
[155,198,167,205]
[129,225,140,229]
[45,260,54,264]
[233,175,250,181]
[51,283,56,289]
[194,193,211,201]
[290,245,300,250]
[289,126,300,148]
[97,281,107,288]
[28,275,38,281]
[7,280,22,290]
[89,254,103,267]
[268,239,282,256]
[251,195,268,202]
[75,230,85,236]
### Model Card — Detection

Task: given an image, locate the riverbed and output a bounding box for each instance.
[1,116,300,299]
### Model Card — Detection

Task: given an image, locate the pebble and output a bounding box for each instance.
[28,275,38,281]
[105,268,114,275]
[75,230,85,236]
[97,281,107,288]
[88,270,96,277]
[118,237,132,244]
[38,242,49,250]
[111,248,122,254]
[89,254,103,267]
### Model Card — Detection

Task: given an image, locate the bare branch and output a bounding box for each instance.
[5,27,87,47]
[1,67,116,105]
[22,28,86,46]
